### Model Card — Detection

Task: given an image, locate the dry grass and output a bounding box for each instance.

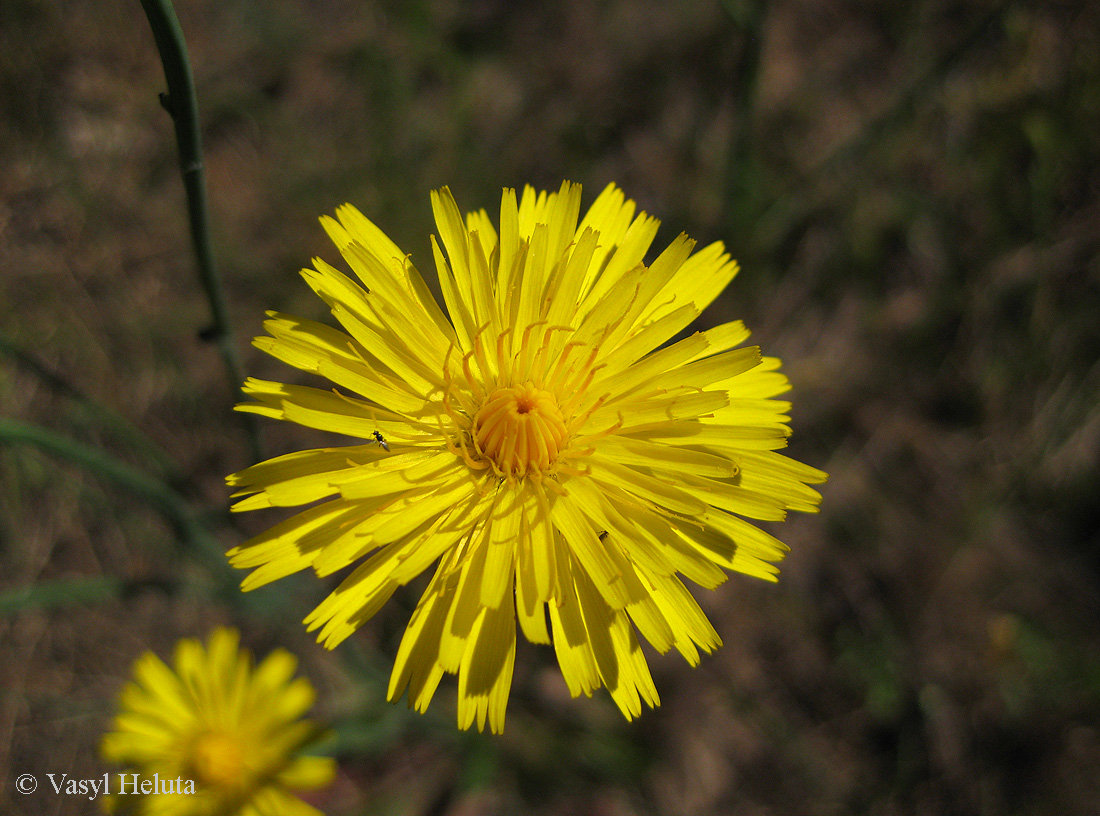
[3,0,1100,814]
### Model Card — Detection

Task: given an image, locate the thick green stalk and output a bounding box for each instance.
[139,0,262,463]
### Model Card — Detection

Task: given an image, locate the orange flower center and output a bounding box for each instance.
[473,384,568,478]
[187,731,248,790]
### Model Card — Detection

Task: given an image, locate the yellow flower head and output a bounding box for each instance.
[100,627,335,816]
[228,182,826,733]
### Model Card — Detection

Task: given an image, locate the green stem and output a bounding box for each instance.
[139,0,262,463]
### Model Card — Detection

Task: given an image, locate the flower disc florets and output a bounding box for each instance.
[472,383,568,478]
[441,321,609,485]
[227,181,827,734]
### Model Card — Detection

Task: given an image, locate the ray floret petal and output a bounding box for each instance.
[228,181,827,733]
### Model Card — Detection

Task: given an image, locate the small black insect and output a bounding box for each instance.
[598,530,608,541]
[370,430,390,452]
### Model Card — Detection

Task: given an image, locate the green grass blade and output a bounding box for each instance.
[0,330,179,480]
[0,576,125,616]
[0,418,223,568]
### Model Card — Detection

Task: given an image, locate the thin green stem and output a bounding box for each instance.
[139,0,262,463]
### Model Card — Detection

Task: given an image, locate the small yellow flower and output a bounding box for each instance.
[228,182,826,733]
[100,628,335,816]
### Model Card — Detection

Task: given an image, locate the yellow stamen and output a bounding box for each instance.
[474,385,568,478]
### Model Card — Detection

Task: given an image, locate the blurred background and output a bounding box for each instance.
[2,0,1099,813]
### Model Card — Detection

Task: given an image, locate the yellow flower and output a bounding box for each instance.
[100,628,335,816]
[228,182,826,733]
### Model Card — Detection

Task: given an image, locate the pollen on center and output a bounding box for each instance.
[473,384,568,478]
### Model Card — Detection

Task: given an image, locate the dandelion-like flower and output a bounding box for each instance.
[228,182,826,733]
[100,627,335,815]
